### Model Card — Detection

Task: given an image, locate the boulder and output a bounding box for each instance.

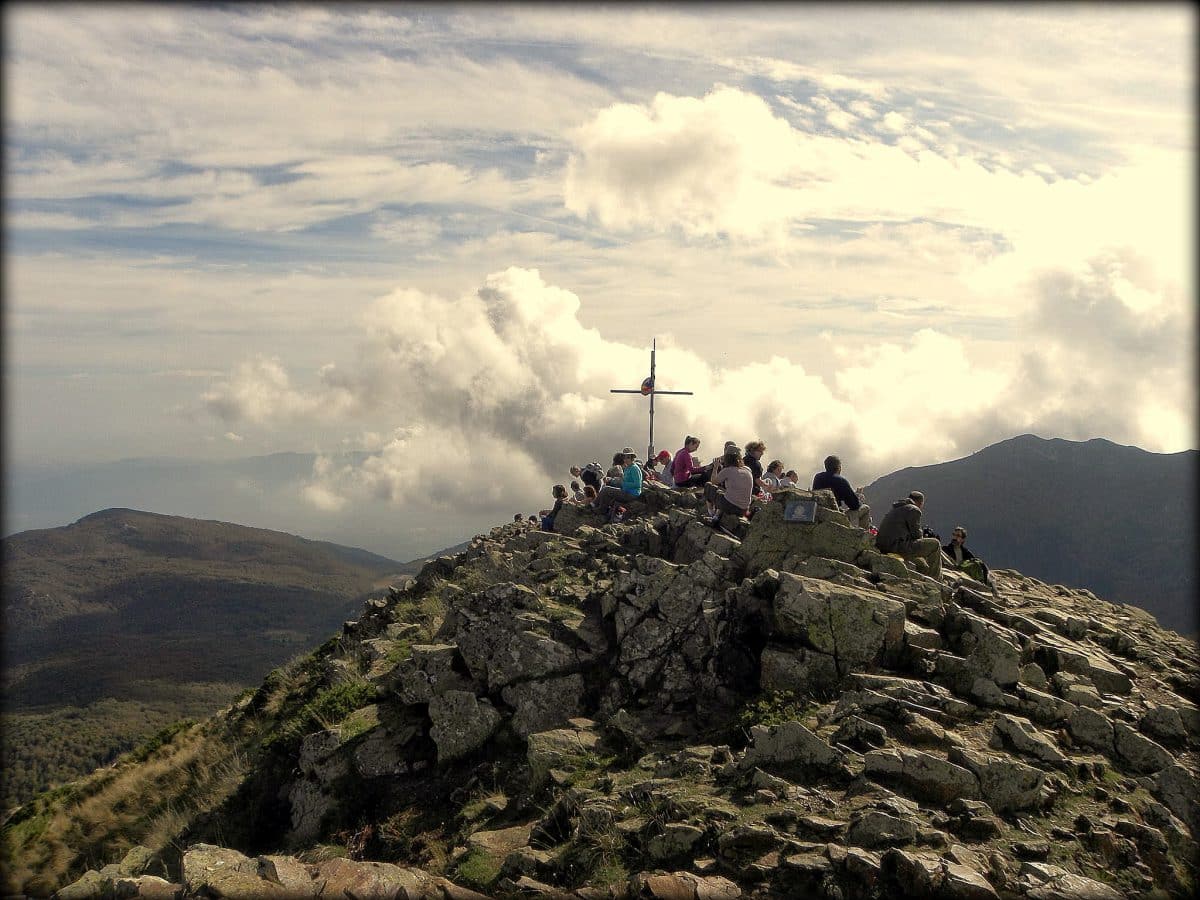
[1112,722,1173,774]
[739,721,844,772]
[846,811,918,849]
[1067,706,1114,752]
[501,674,586,738]
[949,747,1046,813]
[182,844,279,899]
[310,857,431,899]
[393,644,473,704]
[1025,872,1124,900]
[990,714,1068,767]
[428,691,502,762]
[527,721,601,789]
[770,573,906,673]
[759,644,840,694]
[863,748,980,805]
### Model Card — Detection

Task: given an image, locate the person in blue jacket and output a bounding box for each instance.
[593,449,642,519]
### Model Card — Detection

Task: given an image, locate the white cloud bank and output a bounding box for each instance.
[204,265,1192,519]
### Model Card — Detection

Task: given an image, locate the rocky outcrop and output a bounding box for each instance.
[34,490,1200,900]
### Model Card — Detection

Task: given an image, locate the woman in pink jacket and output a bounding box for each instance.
[672,436,708,488]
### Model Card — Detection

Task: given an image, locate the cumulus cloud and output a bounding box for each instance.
[203,266,1192,522]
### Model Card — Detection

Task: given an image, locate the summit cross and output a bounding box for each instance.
[609,338,694,463]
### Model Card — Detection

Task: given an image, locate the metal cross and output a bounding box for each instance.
[610,338,694,462]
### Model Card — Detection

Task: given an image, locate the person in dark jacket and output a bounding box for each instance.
[812,455,871,529]
[944,525,990,582]
[874,490,941,580]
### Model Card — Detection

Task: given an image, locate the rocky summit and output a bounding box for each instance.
[16,484,1200,899]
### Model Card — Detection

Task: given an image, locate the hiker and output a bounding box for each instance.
[875,491,941,580]
[583,484,598,503]
[570,480,585,502]
[785,469,800,488]
[575,462,604,492]
[513,513,523,524]
[762,459,789,490]
[594,449,642,517]
[643,451,671,484]
[672,436,708,488]
[607,451,628,480]
[812,455,871,529]
[744,440,767,491]
[540,484,569,532]
[943,526,991,584]
[704,445,753,522]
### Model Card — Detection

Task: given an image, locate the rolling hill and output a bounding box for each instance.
[1,508,408,807]
[862,434,1197,635]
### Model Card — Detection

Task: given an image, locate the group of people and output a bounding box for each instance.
[522,434,993,589]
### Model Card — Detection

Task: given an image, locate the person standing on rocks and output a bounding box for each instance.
[743,440,767,492]
[875,490,941,580]
[812,455,872,529]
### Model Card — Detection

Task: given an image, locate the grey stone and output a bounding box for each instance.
[428,691,502,763]
[940,861,999,900]
[770,573,906,672]
[501,674,585,738]
[182,844,280,899]
[990,714,1068,767]
[1112,722,1172,774]
[1025,872,1123,900]
[1140,705,1188,744]
[863,748,980,805]
[644,823,706,861]
[1068,706,1114,752]
[740,720,843,771]
[759,644,840,693]
[949,746,1045,812]
[526,722,601,789]
[846,811,918,848]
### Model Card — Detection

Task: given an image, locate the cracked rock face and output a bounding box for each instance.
[29,492,1200,900]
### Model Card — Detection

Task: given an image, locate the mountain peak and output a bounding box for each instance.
[11,488,1198,900]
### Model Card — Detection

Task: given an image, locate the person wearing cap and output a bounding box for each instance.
[643,449,673,484]
[594,449,643,517]
[875,490,941,580]
[672,436,708,488]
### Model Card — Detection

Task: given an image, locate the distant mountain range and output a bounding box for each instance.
[862,434,1197,635]
[1,509,411,807]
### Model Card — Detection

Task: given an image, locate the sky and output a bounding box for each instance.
[4,4,1196,555]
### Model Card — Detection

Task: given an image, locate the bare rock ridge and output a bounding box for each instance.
[32,484,1200,899]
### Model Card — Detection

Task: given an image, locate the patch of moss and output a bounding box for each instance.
[736,690,815,730]
[454,847,502,890]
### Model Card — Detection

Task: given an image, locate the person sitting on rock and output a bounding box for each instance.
[513,513,524,525]
[642,451,672,484]
[594,449,643,518]
[575,462,604,492]
[583,484,598,503]
[540,484,569,531]
[606,451,628,481]
[943,525,991,585]
[812,455,871,529]
[570,480,585,502]
[743,440,768,492]
[875,490,941,580]
[704,445,754,523]
[672,436,708,488]
[762,459,789,490]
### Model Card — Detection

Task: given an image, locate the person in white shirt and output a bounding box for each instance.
[704,446,754,521]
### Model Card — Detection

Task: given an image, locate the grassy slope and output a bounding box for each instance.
[1,509,407,808]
